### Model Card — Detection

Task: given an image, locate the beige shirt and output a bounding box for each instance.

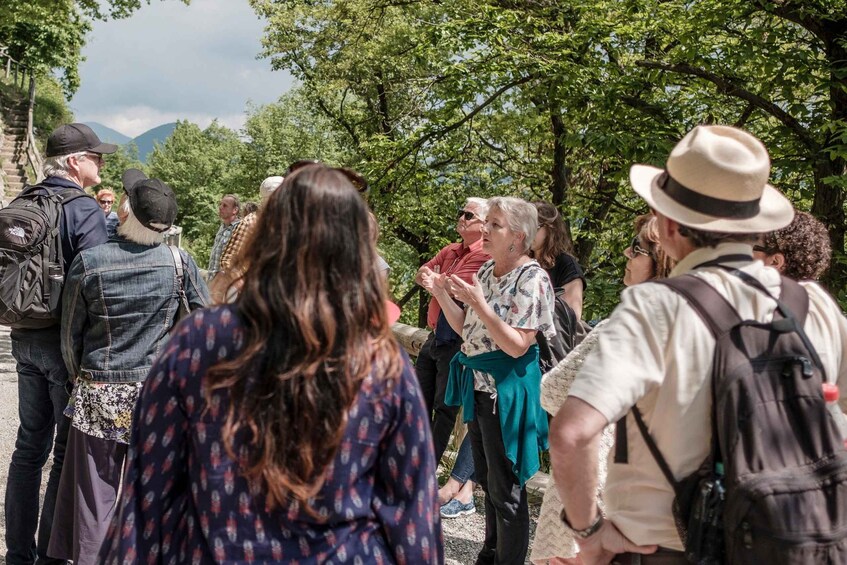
[569,243,847,550]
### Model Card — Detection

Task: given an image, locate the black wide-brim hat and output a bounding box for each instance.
[122,169,178,233]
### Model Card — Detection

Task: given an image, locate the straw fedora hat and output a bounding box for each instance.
[630,125,794,233]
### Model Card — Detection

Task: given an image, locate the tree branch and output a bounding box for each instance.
[637,60,819,151]
[375,73,536,182]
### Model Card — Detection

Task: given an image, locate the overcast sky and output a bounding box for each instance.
[70,0,294,138]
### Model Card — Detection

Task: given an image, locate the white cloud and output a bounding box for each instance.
[70,0,293,137]
[79,105,249,138]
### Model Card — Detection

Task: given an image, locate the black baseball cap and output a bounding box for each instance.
[121,169,178,233]
[46,123,118,157]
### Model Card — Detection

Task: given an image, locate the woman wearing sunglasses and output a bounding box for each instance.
[531,214,674,565]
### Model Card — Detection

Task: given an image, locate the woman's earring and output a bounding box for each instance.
[509,243,515,253]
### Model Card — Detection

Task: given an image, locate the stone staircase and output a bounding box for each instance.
[0,98,30,204]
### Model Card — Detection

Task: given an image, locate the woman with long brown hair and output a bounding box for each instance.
[532,202,585,319]
[99,165,442,563]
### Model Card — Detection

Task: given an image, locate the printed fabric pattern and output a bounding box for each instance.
[461,260,556,392]
[64,381,143,444]
[99,305,443,564]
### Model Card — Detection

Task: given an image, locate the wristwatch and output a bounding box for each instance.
[560,507,605,539]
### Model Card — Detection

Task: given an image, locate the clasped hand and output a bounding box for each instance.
[417,267,485,310]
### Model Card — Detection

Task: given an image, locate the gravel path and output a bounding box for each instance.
[0,325,542,564]
[441,484,542,564]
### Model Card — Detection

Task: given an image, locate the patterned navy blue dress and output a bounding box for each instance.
[99,306,443,564]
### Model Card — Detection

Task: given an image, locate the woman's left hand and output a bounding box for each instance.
[447,274,486,310]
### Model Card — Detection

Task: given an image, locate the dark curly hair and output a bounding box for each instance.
[761,211,831,281]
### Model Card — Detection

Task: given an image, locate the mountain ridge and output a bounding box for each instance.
[82,121,177,163]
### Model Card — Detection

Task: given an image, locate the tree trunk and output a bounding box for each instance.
[574,171,619,266]
[812,21,847,288]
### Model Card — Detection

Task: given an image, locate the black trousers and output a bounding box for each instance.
[414,334,462,463]
[468,392,529,565]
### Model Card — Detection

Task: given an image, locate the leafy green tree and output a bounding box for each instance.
[147,120,242,266]
[234,88,353,194]
[98,142,143,197]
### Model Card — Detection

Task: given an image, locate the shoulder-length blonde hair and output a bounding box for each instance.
[634,214,674,279]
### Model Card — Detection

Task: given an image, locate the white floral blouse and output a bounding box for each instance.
[461,259,556,393]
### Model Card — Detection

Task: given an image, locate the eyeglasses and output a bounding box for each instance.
[629,236,651,257]
[753,244,777,254]
[98,199,114,205]
[457,209,478,221]
[285,160,369,193]
[82,153,104,165]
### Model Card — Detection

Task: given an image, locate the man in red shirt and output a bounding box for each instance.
[415,197,490,465]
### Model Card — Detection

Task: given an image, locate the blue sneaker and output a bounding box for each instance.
[440,498,476,518]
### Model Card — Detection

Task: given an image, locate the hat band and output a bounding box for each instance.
[658,171,760,219]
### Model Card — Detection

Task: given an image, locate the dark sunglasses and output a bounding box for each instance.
[629,236,651,257]
[285,159,369,193]
[457,209,478,221]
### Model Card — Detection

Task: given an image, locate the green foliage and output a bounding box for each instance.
[146,120,244,266]
[235,90,354,192]
[31,75,74,147]
[98,143,144,197]
[244,0,847,319]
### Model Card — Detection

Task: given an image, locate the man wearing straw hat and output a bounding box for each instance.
[548,125,847,564]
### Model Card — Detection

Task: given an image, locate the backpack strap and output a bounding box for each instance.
[168,245,191,316]
[56,187,88,205]
[722,268,825,379]
[652,274,742,338]
[616,275,735,470]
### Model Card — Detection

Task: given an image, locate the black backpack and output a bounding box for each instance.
[630,271,847,564]
[0,184,85,329]
[536,287,591,372]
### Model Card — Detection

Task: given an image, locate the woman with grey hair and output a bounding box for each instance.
[421,196,556,564]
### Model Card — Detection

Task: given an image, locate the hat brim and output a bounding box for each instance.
[630,164,794,233]
[90,142,119,155]
[121,168,148,192]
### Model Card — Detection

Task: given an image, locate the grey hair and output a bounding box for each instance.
[465,197,489,219]
[42,150,87,179]
[117,196,166,246]
[677,225,759,248]
[488,196,538,253]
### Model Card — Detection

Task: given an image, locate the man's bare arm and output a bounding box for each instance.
[550,396,607,529]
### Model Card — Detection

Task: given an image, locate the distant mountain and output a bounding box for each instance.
[84,122,131,145]
[131,122,177,163]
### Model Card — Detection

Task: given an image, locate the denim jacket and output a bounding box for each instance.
[61,235,210,383]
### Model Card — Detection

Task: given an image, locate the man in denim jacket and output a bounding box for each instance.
[51,169,209,564]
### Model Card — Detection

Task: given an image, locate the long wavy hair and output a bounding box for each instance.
[532,201,576,268]
[205,165,403,512]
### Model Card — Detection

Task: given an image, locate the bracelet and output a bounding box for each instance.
[559,507,604,539]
